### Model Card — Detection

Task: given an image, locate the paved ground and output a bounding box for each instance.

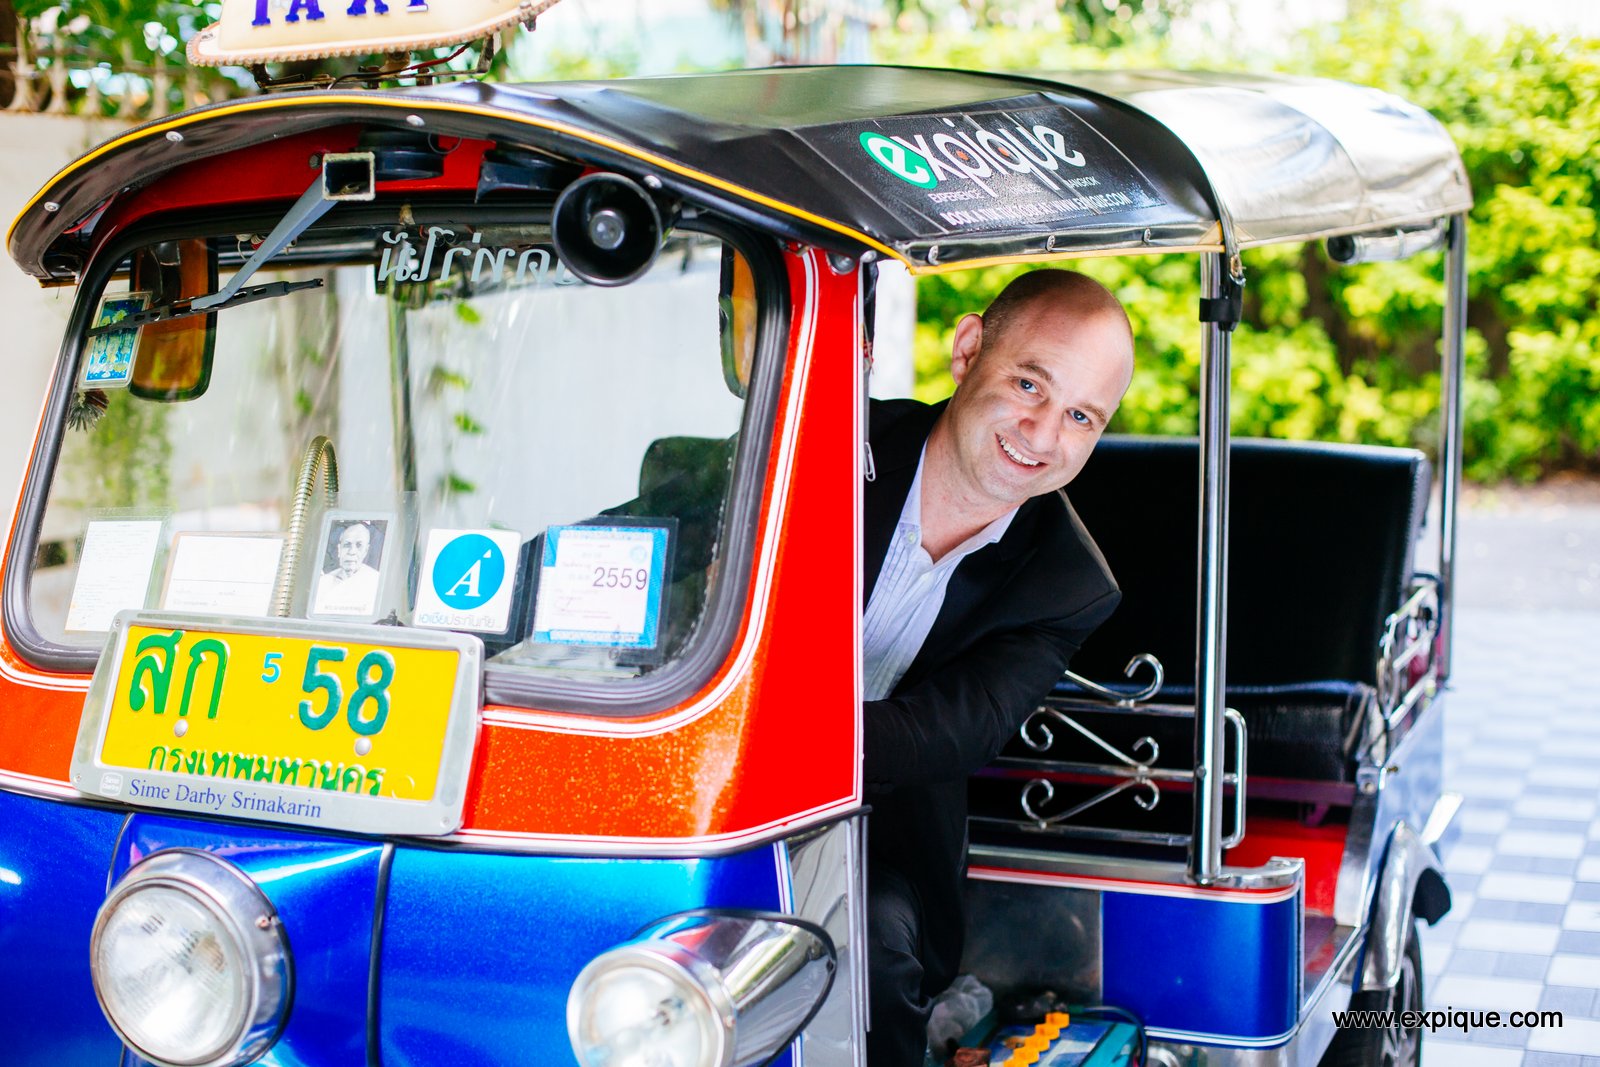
[1422,491,1600,1065]
[1454,481,1600,613]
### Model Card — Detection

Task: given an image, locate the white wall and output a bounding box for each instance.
[0,114,124,530]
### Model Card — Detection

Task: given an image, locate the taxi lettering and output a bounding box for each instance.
[254,0,429,28]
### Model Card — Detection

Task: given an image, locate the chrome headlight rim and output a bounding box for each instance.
[635,907,840,1046]
[90,847,293,1067]
[569,908,837,1067]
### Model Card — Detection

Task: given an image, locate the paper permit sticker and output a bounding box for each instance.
[66,520,163,632]
[531,525,669,649]
[413,528,521,633]
[161,533,285,617]
[81,293,150,389]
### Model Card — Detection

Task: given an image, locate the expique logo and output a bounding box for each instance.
[860,132,938,188]
[860,117,1090,198]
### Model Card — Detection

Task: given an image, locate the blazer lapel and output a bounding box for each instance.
[902,494,1047,685]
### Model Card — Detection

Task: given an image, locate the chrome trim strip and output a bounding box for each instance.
[1419,792,1462,849]
[0,768,83,800]
[969,844,1301,894]
[447,798,866,857]
[0,657,90,691]
[1145,1026,1294,1049]
[969,864,1299,904]
[785,817,866,1067]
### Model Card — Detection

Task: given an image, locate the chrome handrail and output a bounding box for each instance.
[1376,577,1440,730]
[1058,652,1165,708]
[990,703,1247,850]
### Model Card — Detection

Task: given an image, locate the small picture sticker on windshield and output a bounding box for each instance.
[309,514,391,621]
[81,292,150,389]
[532,524,671,652]
[413,528,522,633]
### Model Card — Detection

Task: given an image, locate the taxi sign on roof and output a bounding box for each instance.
[188,0,563,66]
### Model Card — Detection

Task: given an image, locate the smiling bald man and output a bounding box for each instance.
[861,269,1134,1066]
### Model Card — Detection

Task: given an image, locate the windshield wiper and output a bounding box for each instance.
[87,278,325,337]
[89,160,360,338]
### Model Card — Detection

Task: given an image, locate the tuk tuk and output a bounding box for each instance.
[0,4,1470,1064]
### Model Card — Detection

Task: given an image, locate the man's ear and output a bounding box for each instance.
[949,313,985,385]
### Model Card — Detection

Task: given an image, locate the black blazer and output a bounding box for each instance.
[863,398,1119,988]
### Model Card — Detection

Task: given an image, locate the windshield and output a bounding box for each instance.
[23,214,773,707]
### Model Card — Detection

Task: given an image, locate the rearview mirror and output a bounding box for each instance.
[130,239,217,401]
[719,246,757,399]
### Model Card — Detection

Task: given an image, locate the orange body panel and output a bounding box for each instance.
[0,240,862,848]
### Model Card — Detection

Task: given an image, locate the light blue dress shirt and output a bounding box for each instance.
[862,447,1017,701]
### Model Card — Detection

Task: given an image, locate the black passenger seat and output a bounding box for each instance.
[1042,436,1431,783]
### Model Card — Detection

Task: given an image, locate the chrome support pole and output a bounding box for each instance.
[1438,215,1468,682]
[1190,254,1232,885]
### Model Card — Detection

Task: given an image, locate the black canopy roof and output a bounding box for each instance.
[8,65,1470,283]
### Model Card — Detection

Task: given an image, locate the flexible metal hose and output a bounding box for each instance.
[273,435,339,617]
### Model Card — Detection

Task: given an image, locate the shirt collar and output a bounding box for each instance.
[897,445,1018,558]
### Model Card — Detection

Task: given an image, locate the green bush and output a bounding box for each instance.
[884,7,1600,483]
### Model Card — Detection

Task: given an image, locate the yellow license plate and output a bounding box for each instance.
[75,614,483,835]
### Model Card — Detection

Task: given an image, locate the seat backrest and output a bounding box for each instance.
[1065,436,1431,689]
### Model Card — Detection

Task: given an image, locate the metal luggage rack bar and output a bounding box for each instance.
[975,668,1248,850]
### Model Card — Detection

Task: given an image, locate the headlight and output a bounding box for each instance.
[90,849,292,1067]
[569,913,835,1067]
[570,943,733,1067]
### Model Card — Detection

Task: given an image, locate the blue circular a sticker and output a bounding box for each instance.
[432,534,506,610]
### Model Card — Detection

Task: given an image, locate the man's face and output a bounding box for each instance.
[336,526,370,576]
[941,298,1133,510]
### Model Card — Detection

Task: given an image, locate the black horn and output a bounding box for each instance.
[552,173,670,287]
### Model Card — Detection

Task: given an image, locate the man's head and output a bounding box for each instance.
[336,522,372,576]
[933,269,1134,513]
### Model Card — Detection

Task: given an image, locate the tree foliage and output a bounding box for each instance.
[15,0,206,59]
[9,1,1592,482]
[891,5,1600,483]
[701,0,1192,62]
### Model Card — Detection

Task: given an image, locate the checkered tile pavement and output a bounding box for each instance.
[1422,607,1600,1065]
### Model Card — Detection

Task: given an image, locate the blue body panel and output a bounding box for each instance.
[0,790,126,1067]
[4,787,798,1065]
[112,814,384,1067]
[1102,888,1301,1043]
[379,844,790,1066]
